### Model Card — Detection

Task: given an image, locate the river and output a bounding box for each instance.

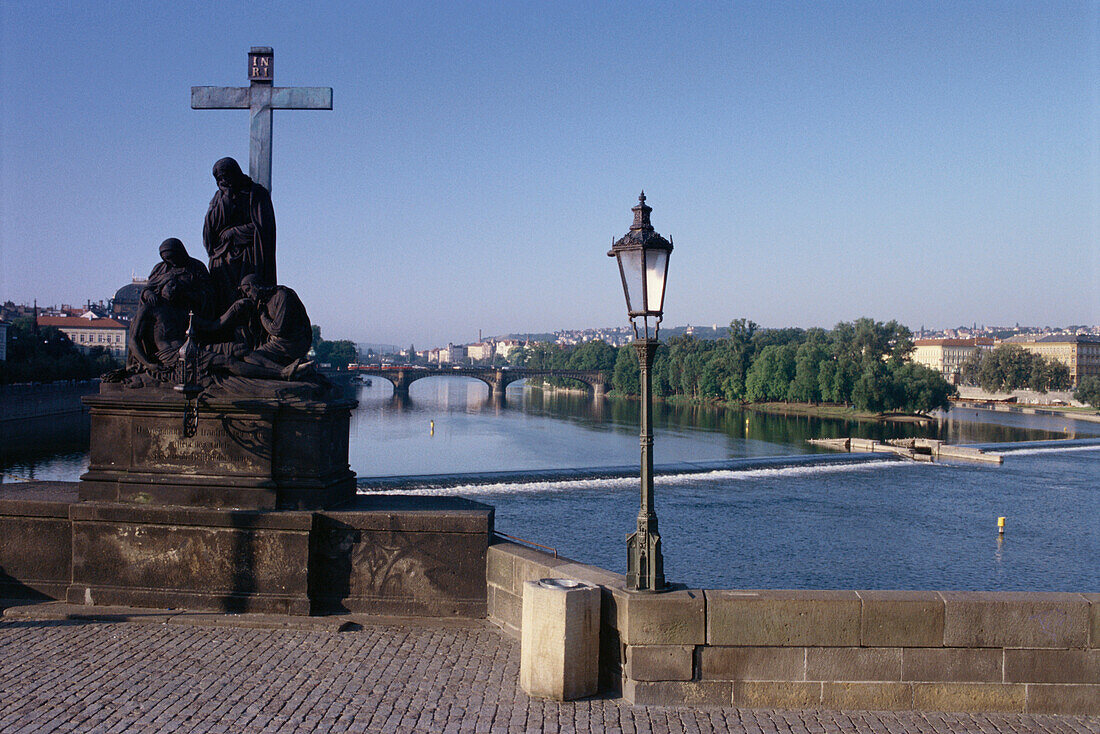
[2,377,1097,591]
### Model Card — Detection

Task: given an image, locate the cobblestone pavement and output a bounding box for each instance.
[1,612,1098,734]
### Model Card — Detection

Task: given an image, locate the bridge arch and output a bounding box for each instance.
[351,367,607,400]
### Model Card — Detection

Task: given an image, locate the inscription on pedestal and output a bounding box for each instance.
[132,417,270,475]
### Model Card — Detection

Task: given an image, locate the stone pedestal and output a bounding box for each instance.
[520,578,601,701]
[1,384,495,618]
[79,388,356,510]
[0,483,493,617]
[0,482,76,601]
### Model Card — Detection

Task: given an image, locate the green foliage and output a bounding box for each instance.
[568,340,616,372]
[1074,376,1100,409]
[523,317,952,415]
[0,317,121,384]
[309,324,358,368]
[744,344,796,402]
[612,344,639,395]
[964,344,1072,393]
[789,342,829,403]
[510,340,616,390]
[894,362,955,414]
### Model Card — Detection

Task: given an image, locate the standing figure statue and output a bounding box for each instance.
[203,157,276,313]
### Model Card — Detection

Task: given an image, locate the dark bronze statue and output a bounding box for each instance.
[199,274,313,380]
[203,157,276,313]
[105,161,327,394]
[146,238,214,319]
[128,278,188,376]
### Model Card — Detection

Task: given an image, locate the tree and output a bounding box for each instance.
[789,342,828,403]
[893,362,954,414]
[958,349,983,386]
[1074,375,1100,409]
[852,360,897,413]
[612,344,639,395]
[745,344,796,402]
[568,340,616,373]
[1029,357,1072,392]
[720,318,757,402]
[818,355,859,404]
[0,317,120,384]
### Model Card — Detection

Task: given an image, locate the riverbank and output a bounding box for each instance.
[952,398,1100,424]
[620,392,922,422]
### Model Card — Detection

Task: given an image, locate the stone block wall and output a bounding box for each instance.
[486,541,1100,715]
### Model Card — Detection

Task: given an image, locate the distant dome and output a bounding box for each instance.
[114,281,145,306]
[112,279,147,321]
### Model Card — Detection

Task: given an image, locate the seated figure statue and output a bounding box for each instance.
[200,274,314,381]
[125,277,191,383]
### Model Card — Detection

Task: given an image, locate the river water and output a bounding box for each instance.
[2,377,1097,591]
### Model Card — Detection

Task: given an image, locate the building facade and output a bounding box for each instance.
[38,315,128,358]
[0,320,8,361]
[436,343,467,364]
[466,342,494,363]
[911,338,994,381]
[1007,334,1100,386]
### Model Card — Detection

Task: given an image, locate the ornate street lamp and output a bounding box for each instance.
[174,312,202,438]
[608,191,672,592]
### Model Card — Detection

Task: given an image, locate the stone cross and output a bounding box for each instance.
[191,47,332,192]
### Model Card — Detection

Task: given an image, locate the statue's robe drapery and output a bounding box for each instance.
[251,286,312,366]
[203,161,276,313]
[146,255,215,319]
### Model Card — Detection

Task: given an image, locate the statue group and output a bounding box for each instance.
[109,157,315,391]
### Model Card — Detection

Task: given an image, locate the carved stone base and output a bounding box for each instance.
[310,496,494,617]
[1,483,494,618]
[68,501,313,615]
[79,386,356,510]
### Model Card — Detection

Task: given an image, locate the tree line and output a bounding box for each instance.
[1075,376,1100,409]
[511,318,956,415]
[957,344,1072,393]
[0,317,121,384]
[310,325,358,369]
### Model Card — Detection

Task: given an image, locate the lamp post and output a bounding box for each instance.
[608,192,672,592]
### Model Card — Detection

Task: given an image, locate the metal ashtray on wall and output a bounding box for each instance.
[520,578,601,701]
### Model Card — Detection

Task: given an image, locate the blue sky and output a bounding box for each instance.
[2,1,1097,347]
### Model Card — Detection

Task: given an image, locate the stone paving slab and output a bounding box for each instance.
[1,606,1099,733]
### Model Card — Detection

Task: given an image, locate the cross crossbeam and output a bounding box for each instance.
[191,47,332,192]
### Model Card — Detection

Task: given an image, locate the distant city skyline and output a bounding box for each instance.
[3,295,1098,353]
[2,2,1097,347]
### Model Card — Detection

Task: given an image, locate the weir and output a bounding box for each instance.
[357,453,895,491]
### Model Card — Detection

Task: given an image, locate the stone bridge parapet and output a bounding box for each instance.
[486,540,1100,715]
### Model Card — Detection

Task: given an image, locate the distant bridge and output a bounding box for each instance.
[351,365,608,400]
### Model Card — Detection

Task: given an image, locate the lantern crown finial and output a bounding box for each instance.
[631,191,653,231]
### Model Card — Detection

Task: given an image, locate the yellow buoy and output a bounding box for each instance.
[430,419,435,436]
[997,516,1006,535]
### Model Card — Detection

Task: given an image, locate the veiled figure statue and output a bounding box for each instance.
[146,237,215,319]
[203,157,276,314]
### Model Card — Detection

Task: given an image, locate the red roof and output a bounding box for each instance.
[37,316,127,329]
[914,338,994,347]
